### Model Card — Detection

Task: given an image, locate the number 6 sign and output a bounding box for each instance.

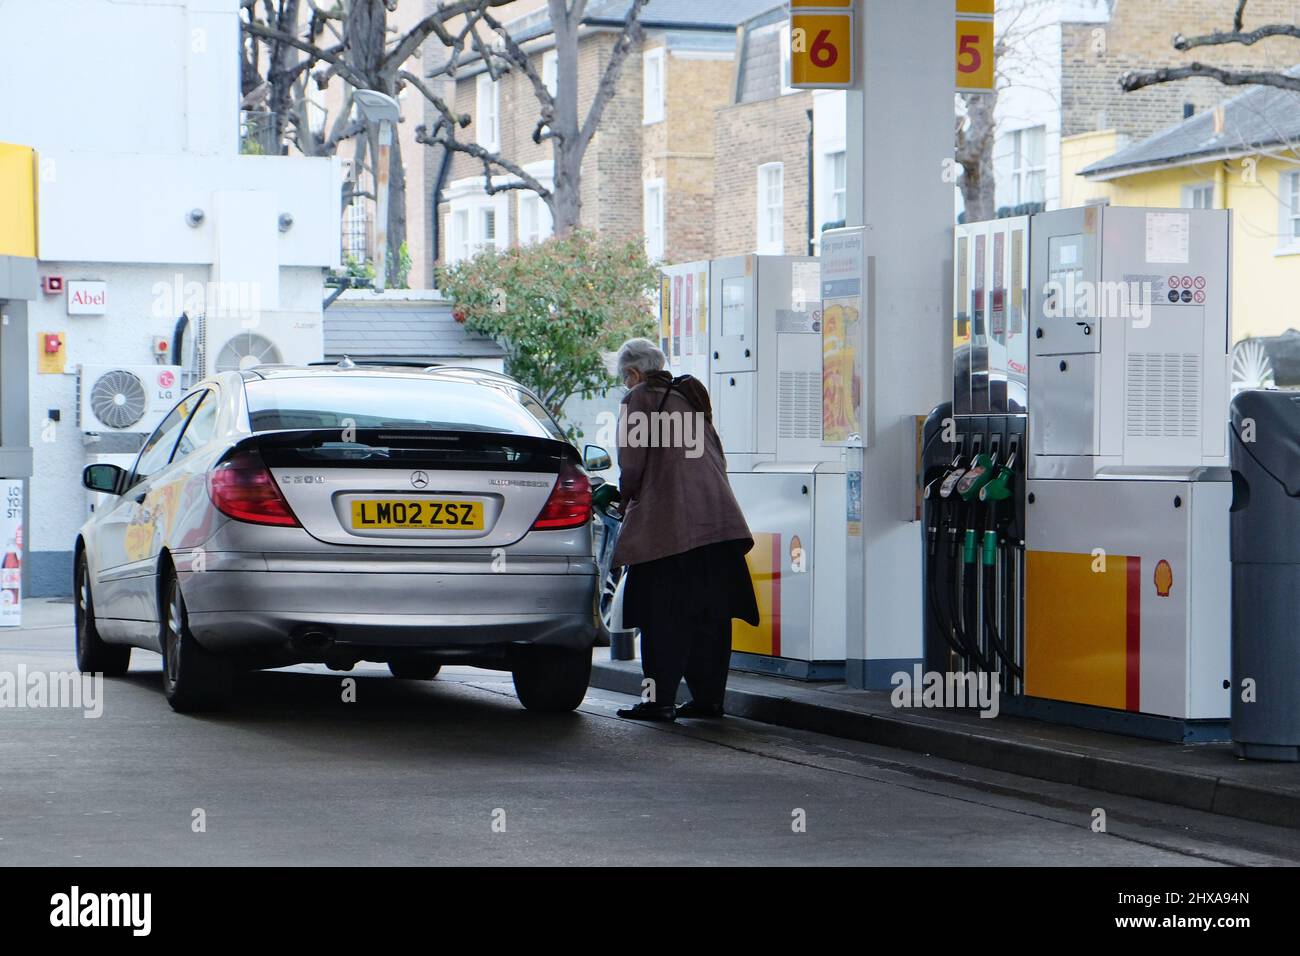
[790,12,855,89]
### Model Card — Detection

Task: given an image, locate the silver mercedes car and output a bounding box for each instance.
[75,363,607,714]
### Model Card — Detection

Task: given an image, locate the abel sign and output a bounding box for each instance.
[67,281,107,315]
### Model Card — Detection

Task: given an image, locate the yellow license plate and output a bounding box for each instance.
[351,498,484,530]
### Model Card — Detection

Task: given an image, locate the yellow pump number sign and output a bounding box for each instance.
[955,18,994,92]
[790,12,854,89]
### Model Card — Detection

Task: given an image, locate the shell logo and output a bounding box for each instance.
[1154,559,1174,597]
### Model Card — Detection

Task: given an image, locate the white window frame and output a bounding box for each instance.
[1010,126,1046,206]
[517,191,553,245]
[756,162,784,255]
[343,200,369,262]
[450,208,471,264]
[643,178,665,261]
[828,150,847,224]
[305,81,327,136]
[642,47,665,125]
[1182,182,1213,209]
[779,23,795,95]
[1279,170,1300,251]
[542,49,558,97]
[476,73,500,150]
[446,189,508,264]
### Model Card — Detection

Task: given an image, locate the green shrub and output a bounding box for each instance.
[438,230,657,430]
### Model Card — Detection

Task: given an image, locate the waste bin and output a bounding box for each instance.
[1229,389,1300,761]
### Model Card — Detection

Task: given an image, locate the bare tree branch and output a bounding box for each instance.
[415,122,553,200]
[424,18,485,81]
[385,0,506,75]
[1120,63,1300,94]
[415,0,649,235]
[480,10,558,145]
[1173,23,1300,51]
[404,69,552,201]
[243,19,369,88]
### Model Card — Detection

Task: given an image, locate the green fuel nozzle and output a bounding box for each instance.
[981,529,998,566]
[978,463,1014,505]
[977,453,1017,565]
[963,528,977,565]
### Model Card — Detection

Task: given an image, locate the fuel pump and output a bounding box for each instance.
[923,438,980,671]
[978,453,1023,684]
[1022,206,1232,739]
[922,216,1030,693]
[703,253,847,680]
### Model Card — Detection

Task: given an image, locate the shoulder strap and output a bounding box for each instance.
[655,382,675,414]
[654,376,690,414]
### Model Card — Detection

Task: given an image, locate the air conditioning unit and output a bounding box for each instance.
[78,365,183,434]
[213,331,284,372]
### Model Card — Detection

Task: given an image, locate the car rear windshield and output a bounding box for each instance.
[244,375,559,439]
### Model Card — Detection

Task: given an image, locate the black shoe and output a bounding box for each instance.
[617,702,676,722]
[675,699,724,719]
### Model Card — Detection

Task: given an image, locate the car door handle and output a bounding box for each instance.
[134,492,147,504]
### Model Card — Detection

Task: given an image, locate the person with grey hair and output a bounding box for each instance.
[610,338,758,722]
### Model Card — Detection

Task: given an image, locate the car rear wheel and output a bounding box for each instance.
[74,552,130,676]
[161,571,233,713]
[388,661,442,680]
[510,646,592,713]
[594,565,622,648]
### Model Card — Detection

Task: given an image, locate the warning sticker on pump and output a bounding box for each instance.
[775,309,821,333]
[1145,211,1190,264]
[1122,274,1166,303]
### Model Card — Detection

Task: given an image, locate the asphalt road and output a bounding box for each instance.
[3,607,1299,866]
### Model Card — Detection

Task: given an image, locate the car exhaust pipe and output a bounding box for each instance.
[291,628,334,653]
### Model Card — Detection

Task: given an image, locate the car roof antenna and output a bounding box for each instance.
[337,355,356,370]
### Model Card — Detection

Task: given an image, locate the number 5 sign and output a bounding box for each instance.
[956,18,994,92]
[790,11,855,90]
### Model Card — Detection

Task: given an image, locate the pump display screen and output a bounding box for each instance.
[721,278,746,337]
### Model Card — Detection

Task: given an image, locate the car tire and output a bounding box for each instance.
[510,646,592,713]
[594,564,623,648]
[388,661,442,680]
[160,570,233,713]
[74,552,130,677]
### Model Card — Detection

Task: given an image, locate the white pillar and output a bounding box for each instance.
[843,0,953,688]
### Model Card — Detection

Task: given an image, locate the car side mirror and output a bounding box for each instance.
[583,444,612,472]
[83,463,125,495]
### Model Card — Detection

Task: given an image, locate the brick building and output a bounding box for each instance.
[989,0,1299,217]
[439,0,773,269]
[713,6,847,258]
[1061,0,1300,142]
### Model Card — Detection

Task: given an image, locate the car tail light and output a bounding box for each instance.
[208,450,300,527]
[531,459,592,530]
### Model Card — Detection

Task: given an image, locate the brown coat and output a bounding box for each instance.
[611,374,753,567]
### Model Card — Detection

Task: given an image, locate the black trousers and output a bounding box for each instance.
[622,539,757,708]
[639,616,732,707]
